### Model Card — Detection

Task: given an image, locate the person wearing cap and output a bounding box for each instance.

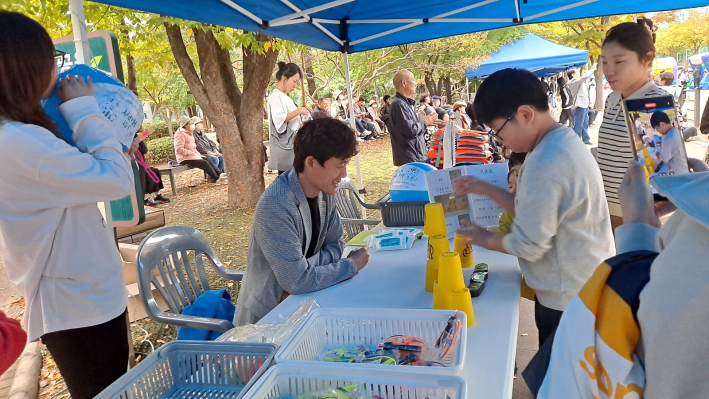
[191,116,224,175]
[432,95,441,108]
[330,90,349,121]
[174,115,223,184]
[453,101,470,129]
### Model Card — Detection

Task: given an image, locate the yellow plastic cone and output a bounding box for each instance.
[424,203,447,237]
[425,235,450,292]
[453,235,474,268]
[437,252,466,292]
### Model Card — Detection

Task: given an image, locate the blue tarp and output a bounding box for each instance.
[465,33,588,78]
[91,0,709,53]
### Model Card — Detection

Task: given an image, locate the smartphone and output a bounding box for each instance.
[622,95,691,198]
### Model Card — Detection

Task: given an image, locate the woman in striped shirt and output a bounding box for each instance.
[597,22,667,228]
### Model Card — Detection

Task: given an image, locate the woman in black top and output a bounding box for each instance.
[137,138,170,206]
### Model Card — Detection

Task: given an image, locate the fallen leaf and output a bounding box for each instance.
[521,333,528,336]
[157,339,166,344]
[227,282,234,287]
[40,380,50,388]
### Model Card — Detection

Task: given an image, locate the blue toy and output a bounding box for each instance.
[42,64,143,151]
[389,162,436,202]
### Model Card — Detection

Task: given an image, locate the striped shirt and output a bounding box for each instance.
[597,81,668,216]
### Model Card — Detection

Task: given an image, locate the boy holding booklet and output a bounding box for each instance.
[452,68,614,346]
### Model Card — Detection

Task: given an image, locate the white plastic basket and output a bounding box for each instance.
[275,308,467,373]
[242,363,467,399]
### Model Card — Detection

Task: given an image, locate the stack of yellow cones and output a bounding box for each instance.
[424,203,449,292]
[433,252,475,327]
[425,235,449,292]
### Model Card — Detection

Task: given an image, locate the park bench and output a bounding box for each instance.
[158,164,209,195]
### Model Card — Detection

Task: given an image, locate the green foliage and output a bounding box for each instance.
[146,136,175,164]
[143,120,180,139]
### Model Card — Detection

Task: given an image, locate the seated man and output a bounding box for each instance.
[191,116,224,175]
[312,98,331,120]
[233,118,370,326]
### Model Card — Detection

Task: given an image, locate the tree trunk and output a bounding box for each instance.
[424,71,436,96]
[443,76,452,103]
[126,54,137,95]
[120,22,138,95]
[436,77,444,96]
[164,108,173,137]
[302,50,317,99]
[165,23,277,208]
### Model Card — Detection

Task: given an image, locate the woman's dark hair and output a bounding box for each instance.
[419,93,430,103]
[603,22,655,64]
[507,152,527,171]
[473,68,549,126]
[0,11,60,138]
[275,61,302,82]
[358,95,365,102]
[636,17,657,43]
[293,118,358,173]
[557,77,566,88]
[382,95,391,102]
[464,102,483,130]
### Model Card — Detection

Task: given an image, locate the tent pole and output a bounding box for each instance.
[344,51,367,216]
[344,51,364,191]
[69,0,91,64]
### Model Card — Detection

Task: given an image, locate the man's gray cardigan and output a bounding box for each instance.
[233,169,358,326]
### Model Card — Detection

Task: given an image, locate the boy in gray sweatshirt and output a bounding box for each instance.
[452,68,615,346]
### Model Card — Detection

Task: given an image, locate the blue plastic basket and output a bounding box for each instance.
[96,341,277,399]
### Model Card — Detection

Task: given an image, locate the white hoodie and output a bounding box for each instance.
[615,171,709,398]
[0,96,134,341]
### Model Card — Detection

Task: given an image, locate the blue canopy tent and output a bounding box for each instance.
[66,0,709,189]
[466,33,588,79]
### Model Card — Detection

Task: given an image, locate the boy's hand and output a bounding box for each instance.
[347,247,370,270]
[452,176,494,196]
[618,160,660,228]
[456,219,494,248]
[58,75,94,103]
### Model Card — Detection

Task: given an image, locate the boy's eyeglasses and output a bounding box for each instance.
[54,50,66,68]
[488,111,516,143]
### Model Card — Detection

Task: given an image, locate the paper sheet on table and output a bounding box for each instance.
[346,230,379,246]
[425,163,508,236]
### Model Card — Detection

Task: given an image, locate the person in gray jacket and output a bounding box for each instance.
[233,118,370,326]
[386,70,441,166]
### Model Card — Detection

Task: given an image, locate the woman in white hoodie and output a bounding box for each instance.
[0,12,134,398]
[617,158,709,397]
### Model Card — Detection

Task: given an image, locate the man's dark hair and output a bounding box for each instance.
[317,97,328,102]
[508,152,528,171]
[293,118,358,173]
[659,72,674,86]
[649,111,671,128]
[566,70,575,80]
[419,93,430,103]
[473,68,549,126]
[382,94,391,102]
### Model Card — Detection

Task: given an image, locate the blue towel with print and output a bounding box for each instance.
[176,289,235,341]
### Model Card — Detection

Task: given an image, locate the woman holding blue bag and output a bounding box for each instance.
[0,12,135,398]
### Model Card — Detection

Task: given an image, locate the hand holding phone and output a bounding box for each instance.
[623,95,691,202]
